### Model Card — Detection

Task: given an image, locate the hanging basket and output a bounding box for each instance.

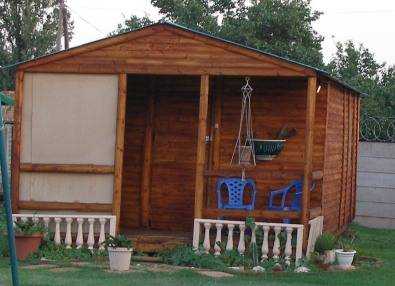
[253,139,286,161]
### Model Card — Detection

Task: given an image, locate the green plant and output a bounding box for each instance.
[276,125,297,140]
[103,234,132,249]
[314,233,337,254]
[14,219,46,235]
[338,240,355,252]
[245,217,259,268]
[0,208,9,257]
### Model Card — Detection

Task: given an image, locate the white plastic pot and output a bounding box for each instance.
[108,247,133,271]
[335,249,356,268]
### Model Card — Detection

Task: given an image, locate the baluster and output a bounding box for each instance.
[87,218,95,250]
[214,223,223,256]
[21,217,28,223]
[43,217,50,229]
[65,218,73,249]
[226,224,234,251]
[284,227,293,265]
[32,217,39,224]
[12,216,17,227]
[54,218,62,245]
[203,223,211,254]
[76,218,84,249]
[192,219,201,251]
[261,225,270,261]
[237,224,246,255]
[272,226,282,260]
[98,218,106,250]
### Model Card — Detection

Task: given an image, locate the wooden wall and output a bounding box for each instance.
[322,82,359,233]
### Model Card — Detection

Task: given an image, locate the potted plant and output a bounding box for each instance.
[335,240,357,269]
[314,233,337,264]
[253,126,296,161]
[14,219,46,260]
[103,234,133,271]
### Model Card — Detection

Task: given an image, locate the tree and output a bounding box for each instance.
[0,0,74,90]
[327,41,394,117]
[112,0,324,68]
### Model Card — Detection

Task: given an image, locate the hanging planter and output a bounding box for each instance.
[253,139,286,161]
[253,126,296,161]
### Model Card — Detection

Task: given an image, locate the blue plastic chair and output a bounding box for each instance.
[268,179,316,223]
[216,177,256,211]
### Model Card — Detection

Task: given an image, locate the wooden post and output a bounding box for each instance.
[301,76,317,242]
[194,75,209,219]
[113,73,127,233]
[141,79,155,228]
[11,70,24,213]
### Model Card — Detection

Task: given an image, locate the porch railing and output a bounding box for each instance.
[12,214,116,250]
[306,216,324,258]
[193,218,304,265]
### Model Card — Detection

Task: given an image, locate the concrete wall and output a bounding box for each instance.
[19,73,118,205]
[355,142,395,229]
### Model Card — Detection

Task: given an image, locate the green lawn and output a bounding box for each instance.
[0,224,395,286]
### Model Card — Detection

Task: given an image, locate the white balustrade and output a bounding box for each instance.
[214,223,223,256]
[12,214,116,250]
[193,218,304,265]
[306,216,324,258]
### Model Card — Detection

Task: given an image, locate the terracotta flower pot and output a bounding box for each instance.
[15,233,43,260]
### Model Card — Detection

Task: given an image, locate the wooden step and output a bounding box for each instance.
[124,229,192,253]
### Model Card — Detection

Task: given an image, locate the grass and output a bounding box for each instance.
[0,224,394,286]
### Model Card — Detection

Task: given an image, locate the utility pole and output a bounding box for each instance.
[56,0,68,51]
[55,0,63,51]
[60,0,69,49]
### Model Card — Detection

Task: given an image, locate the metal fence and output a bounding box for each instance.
[360,115,395,143]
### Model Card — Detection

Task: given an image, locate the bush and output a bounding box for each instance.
[314,233,337,254]
[159,245,244,270]
[0,207,9,257]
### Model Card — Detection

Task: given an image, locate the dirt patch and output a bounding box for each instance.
[197,270,234,278]
[21,264,57,270]
[49,267,78,273]
[140,263,189,273]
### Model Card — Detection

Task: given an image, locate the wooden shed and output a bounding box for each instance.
[11,23,361,240]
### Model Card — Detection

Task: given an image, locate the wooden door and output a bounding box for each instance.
[149,76,200,231]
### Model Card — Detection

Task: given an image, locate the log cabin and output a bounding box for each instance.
[11,22,362,253]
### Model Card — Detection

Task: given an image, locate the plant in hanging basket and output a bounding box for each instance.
[253,126,296,161]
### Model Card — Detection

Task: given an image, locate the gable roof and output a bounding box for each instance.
[12,22,365,96]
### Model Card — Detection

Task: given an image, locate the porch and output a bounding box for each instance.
[118,74,322,238]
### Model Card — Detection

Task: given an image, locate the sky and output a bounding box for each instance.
[67,0,395,65]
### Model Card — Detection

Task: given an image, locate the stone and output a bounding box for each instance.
[294,266,311,273]
[198,270,234,278]
[252,266,265,272]
[272,263,284,272]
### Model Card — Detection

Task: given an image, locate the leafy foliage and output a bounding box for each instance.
[14,219,46,235]
[102,234,132,249]
[314,233,337,254]
[327,41,395,117]
[0,0,74,90]
[0,207,8,257]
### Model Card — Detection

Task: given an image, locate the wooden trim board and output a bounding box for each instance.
[20,163,114,174]
[11,71,24,213]
[19,201,112,212]
[194,75,210,218]
[113,73,127,232]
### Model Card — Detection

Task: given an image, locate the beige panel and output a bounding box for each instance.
[19,172,114,203]
[21,73,34,162]
[21,73,118,165]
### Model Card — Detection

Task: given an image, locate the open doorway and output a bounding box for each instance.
[120,75,201,232]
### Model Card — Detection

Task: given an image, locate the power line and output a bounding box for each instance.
[67,6,106,35]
